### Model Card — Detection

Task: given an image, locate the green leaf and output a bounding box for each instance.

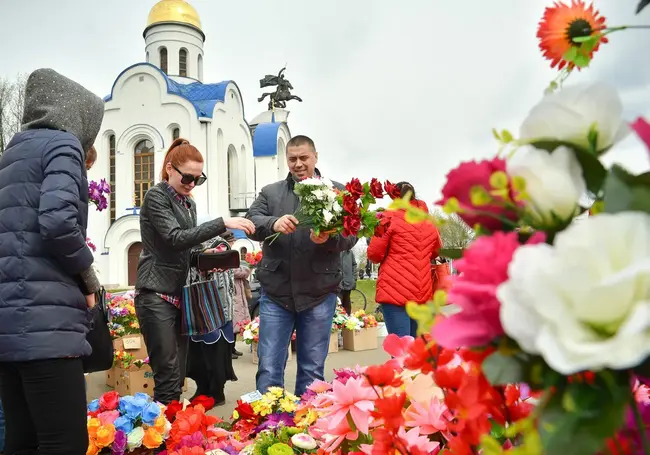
[482,351,524,385]
[501,129,514,143]
[573,54,590,68]
[603,165,650,214]
[572,35,593,43]
[492,128,501,141]
[563,46,579,62]
[438,247,464,259]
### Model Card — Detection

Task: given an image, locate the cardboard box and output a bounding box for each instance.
[328,332,339,353]
[113,334,148,360]
[342,327,378,352]
[114,365,155,396]
[252,342,292,365]
[106,367,118,388]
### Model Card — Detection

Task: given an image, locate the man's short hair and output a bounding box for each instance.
[286,135,316,152]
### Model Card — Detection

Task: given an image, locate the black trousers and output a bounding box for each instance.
[135,291,188,405]
[0,358,87,455]
[340,290,352,315]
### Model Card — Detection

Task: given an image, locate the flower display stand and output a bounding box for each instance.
[105,367,118,388]
[251,342,292,365]
[328,332,339,353]
[114,365,154,396]
[113,334,148,360]
[342,327,378,352]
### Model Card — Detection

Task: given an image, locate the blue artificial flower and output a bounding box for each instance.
[141,402,161,426]
[113,415,134,434]
[134,392,151,402]
[121,395,148,420]
[88,399,100,412]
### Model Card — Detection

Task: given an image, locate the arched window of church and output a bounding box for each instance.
[146,51,150,63]
[198,54,203,81]
[109,134,116,223]
[179,49,188,77]
[159,47,168,74]
[172,127,180,140]
[134,139,154,208]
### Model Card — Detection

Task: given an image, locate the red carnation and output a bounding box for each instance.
[437,158,519,231]
[369,178,384,199]
[342,194,360,217]
[190,395,215,412]
[345,178,364,199]
[343,215,362,237]
[99,391,119,412]
[384,180,401,199]
[164,400,184,422]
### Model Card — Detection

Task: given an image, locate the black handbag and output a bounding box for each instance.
[196,250,240,272]
[82,287,114,373]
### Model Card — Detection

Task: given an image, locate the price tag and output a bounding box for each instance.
[240,390,263,403]
[122,336,142,350]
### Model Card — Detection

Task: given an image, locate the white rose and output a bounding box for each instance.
[507,145,586,224]
[498,212,650,374]
[312,189,324,200]
[332,201,342,214]
[323,210,334,224]
[291,433,318,450]
[243,329,254,340]
[520,82,629,153]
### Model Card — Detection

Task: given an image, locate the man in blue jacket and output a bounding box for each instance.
[0,68,103,455]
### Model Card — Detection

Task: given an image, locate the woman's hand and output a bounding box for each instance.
[224,217,255,235]
[85,294,96,309]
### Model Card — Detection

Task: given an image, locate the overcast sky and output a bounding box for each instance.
[1,0,649,207]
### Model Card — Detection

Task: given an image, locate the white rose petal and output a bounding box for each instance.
[507,145,586,224]
[332,201,342,214]
[323,210,334,224]
[520,82,629,153]
[498,212,650,374]
[291,433,318,450]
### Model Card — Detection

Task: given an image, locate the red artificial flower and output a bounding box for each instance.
[342,194,360,217]
[165,400,184,422]
[365,364,403,388]
[343,215,362,237]
[345,178,364,199]
[369,178,384,199]
[190,395,215,412]
[402,337,434,374]
[538,0,607,70]
[374,216,391,238]
[372,393,407,430]
[99,391,120,411]
[384,180,401,200]
[437,158,519,231]
[233,400,258,422]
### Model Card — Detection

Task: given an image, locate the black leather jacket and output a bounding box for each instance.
[135,182,226,295]
[246,173,357,312]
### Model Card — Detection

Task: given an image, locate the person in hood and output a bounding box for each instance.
[367,182,442,337]
[0,68,104,455]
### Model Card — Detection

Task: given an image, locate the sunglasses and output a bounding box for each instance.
[172,164,207,186]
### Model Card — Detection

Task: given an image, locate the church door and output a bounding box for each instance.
[127,242,143,286]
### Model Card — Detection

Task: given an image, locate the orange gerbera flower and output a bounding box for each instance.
[538,0,608,70]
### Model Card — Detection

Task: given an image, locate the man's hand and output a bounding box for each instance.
[224,217,256,235]
[85,294,96,309]
[310,229,329,244]
[273,215,299,234]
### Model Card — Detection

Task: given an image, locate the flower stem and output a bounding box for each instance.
[630,388,650,454]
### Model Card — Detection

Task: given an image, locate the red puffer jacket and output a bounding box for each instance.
[367,200,441,306]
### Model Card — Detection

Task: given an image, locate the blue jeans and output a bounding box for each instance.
[256,292,337,397]
[381,304,418,338]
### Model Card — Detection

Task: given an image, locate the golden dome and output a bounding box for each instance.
[146,0,202,31]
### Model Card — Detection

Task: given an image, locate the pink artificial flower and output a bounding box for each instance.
[97,410,120,426]
[313,414,360,452]
[432,231,545,348]
[634,379,650,404]
[382,334,414,369]
[404,398,449,435]
[631,117,650,153]
[322,376,377,434]
[398,427,441,454]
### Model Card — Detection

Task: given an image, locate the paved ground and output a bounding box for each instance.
[86,339,390,419]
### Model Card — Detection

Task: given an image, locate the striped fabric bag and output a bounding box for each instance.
[180,277,226,336]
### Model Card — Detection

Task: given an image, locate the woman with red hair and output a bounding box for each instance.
[367,182,442,337]
[135,138,254,405]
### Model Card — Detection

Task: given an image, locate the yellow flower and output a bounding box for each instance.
[252,400,273,416]
[268,387,284,397]
[279,397,298,413]
[87,418,101,440]
[232,410,240,420]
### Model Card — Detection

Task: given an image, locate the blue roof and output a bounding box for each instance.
[253,122,283,157]
[103,62,237,119]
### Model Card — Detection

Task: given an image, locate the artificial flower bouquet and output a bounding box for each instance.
[245,251,263,267]
[241,318,260,345]
[87,391,171,455]
[265,177,391,244]
[108,293,140,338]
[113,352,150,370]
[342,310,378,332]
[89,178,111,212]
[331,304,348,333]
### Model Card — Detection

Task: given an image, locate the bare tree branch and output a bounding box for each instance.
[0,74,27,156]
[432,208,475,249]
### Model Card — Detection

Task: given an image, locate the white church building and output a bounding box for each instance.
[87,0,292,288]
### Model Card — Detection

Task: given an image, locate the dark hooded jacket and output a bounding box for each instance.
[0,68,104,362]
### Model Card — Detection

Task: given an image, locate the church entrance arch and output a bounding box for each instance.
[227,145,239,209]
[127,242,142,286]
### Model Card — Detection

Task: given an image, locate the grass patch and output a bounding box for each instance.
[351,279,377,314]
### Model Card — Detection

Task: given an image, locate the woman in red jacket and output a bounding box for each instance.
[367,182,441,337]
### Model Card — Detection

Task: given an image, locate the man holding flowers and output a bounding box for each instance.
[246,135,357,397]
